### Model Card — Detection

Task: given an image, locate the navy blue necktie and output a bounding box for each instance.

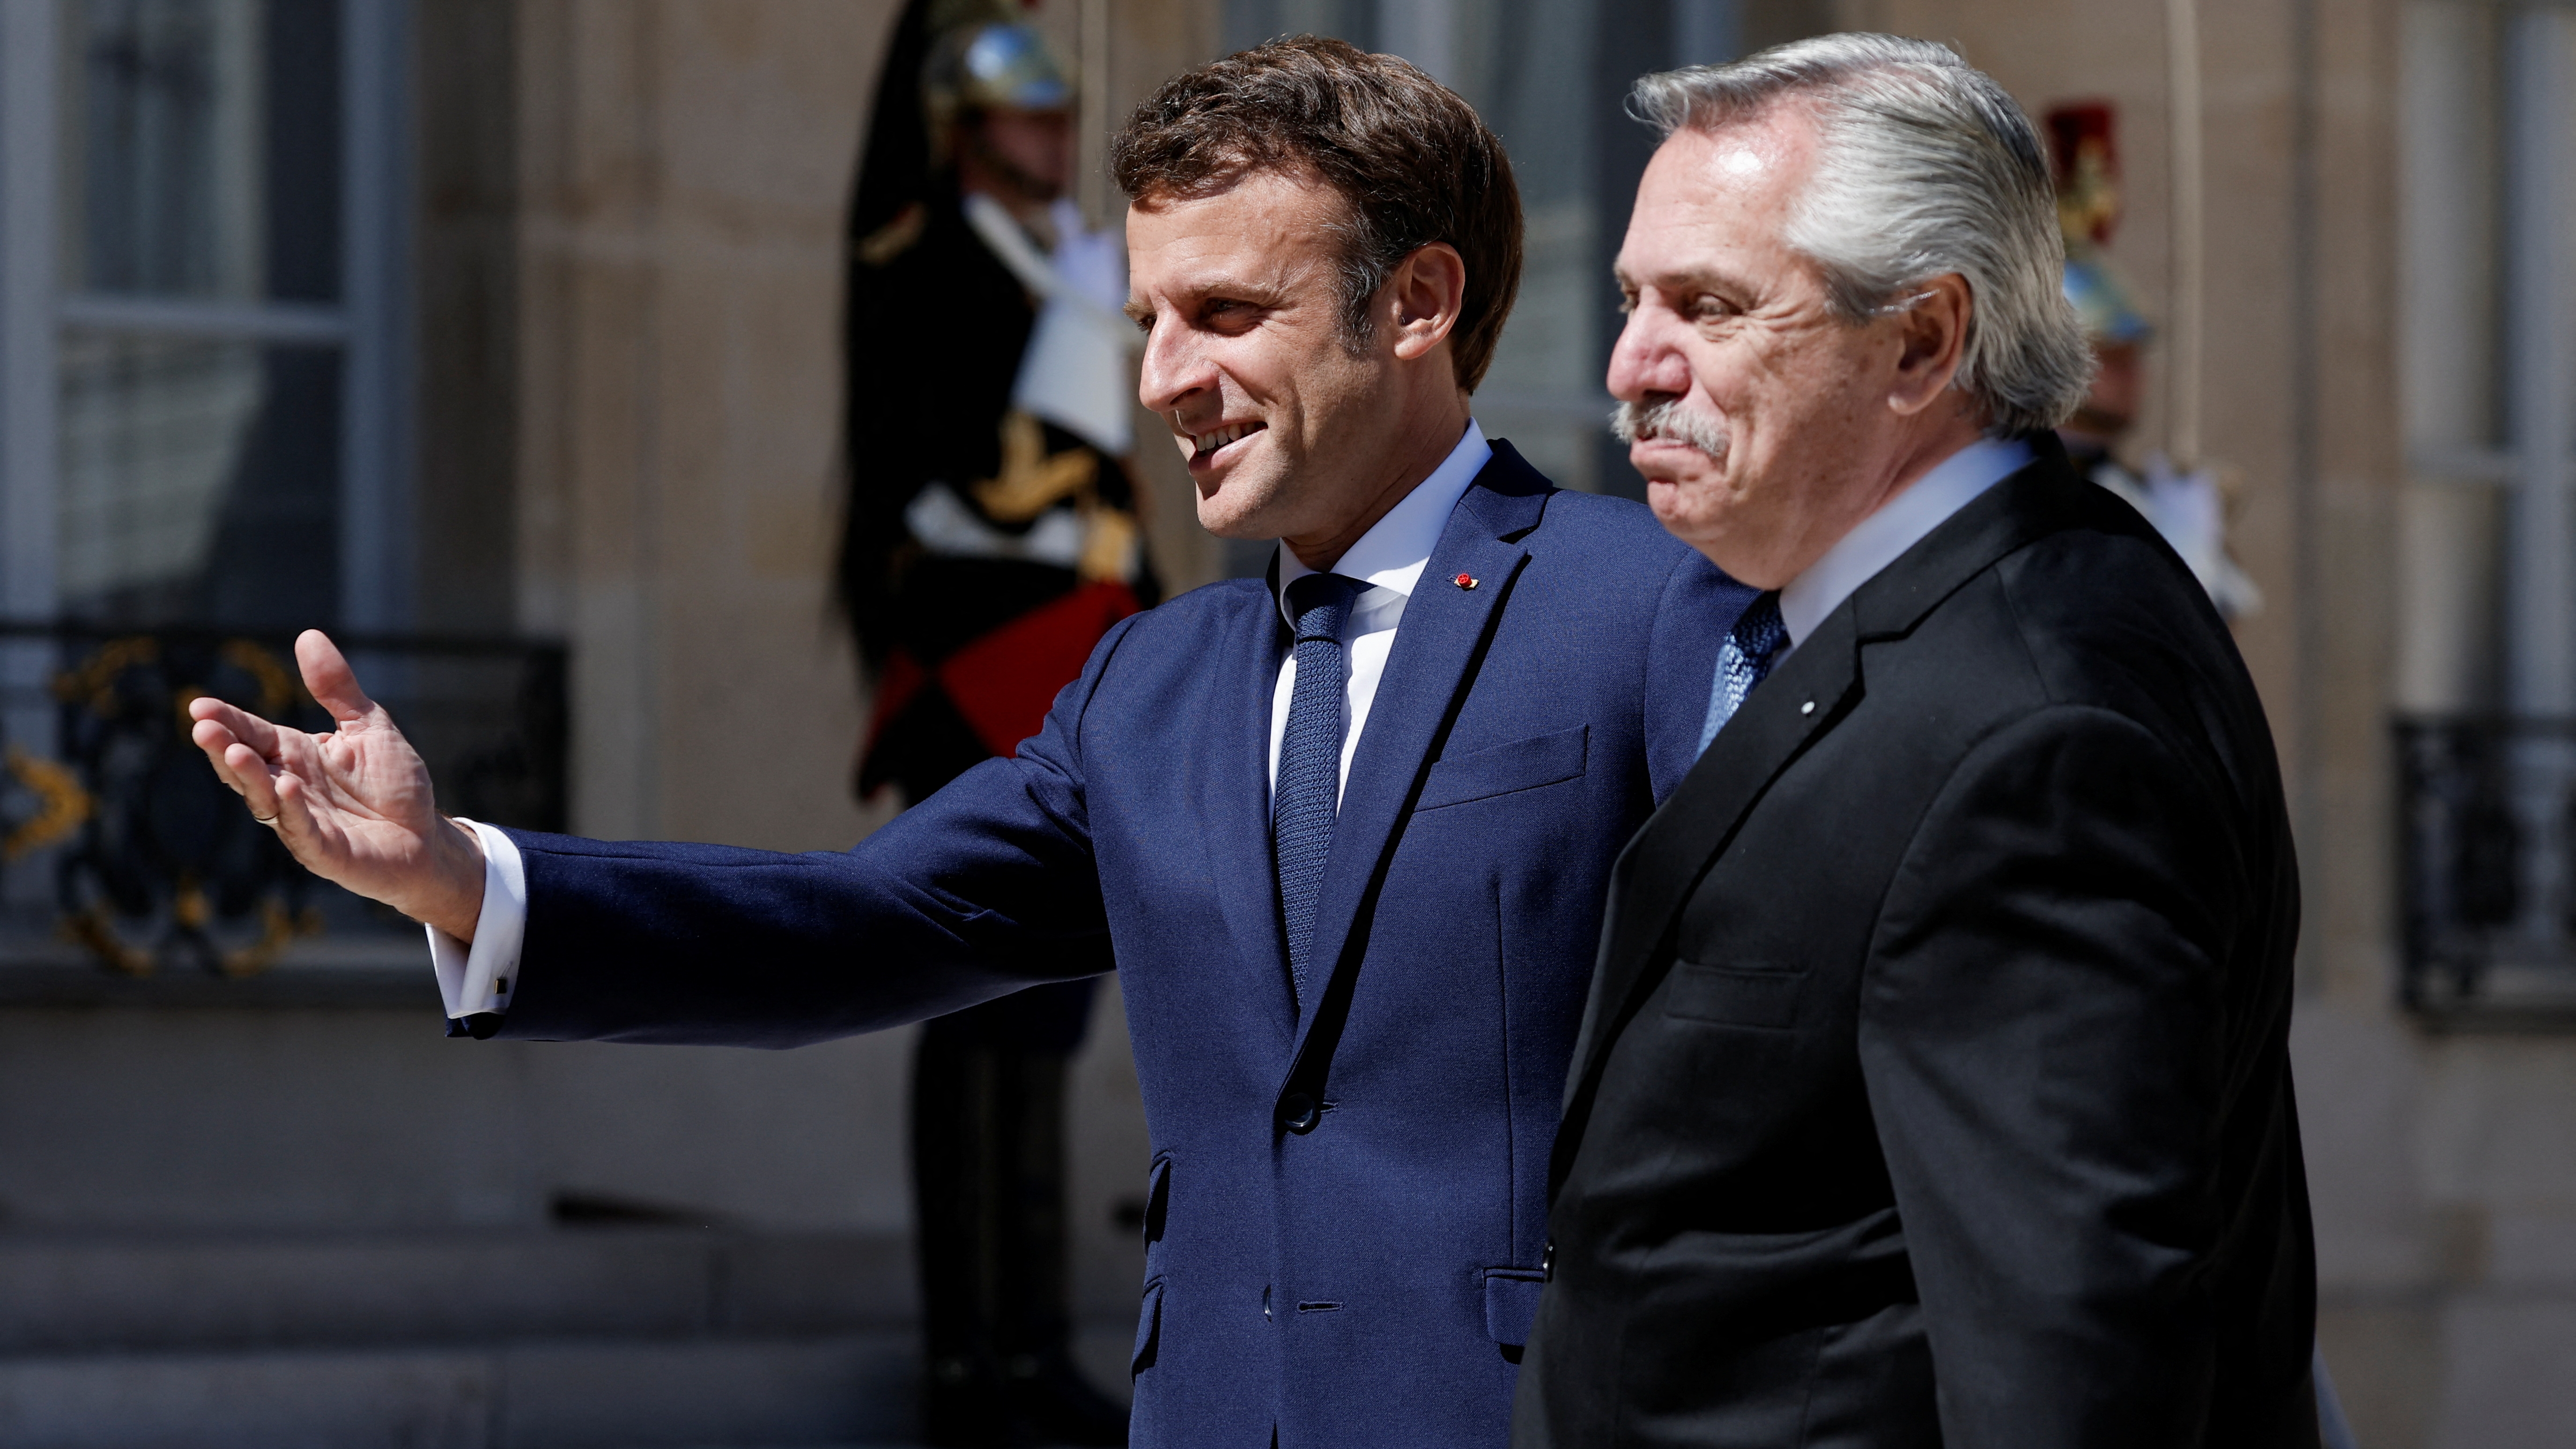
[1698,590,1788,752]
[1275,572,1363,1001]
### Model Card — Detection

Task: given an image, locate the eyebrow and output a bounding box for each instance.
[1615,263,1752,299]
[1125,273,1299,325]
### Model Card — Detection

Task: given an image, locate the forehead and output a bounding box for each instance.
[1619,112,1814,281]
[1125,169,1349,293]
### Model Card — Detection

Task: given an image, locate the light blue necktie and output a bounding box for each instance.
[1698,591,1787,753]
[1275,573,1363,1002]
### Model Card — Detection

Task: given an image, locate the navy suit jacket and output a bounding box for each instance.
[489,442,1751,1448]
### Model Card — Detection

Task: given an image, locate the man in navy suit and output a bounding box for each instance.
[188,37,1748,1449]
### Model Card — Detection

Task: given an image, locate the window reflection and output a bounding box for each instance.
[57,333,341,629]
[60,0,340,302]
[52,0,347,631]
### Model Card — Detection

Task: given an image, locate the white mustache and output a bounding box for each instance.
[1611,400,1728,460]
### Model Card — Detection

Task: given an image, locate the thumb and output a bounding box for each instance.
[295,629,381,725]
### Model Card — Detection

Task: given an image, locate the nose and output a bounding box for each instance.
[1137,310,1216,418]
[1606,300,1692,406]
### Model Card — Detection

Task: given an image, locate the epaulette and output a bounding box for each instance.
[856,201,928,268]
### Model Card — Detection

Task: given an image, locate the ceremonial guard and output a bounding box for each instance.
[841,4,1147,1442]
[2047,101,2259,619]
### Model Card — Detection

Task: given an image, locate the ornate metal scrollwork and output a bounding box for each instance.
[2396,716,2576,1024]
[0,627,567,983]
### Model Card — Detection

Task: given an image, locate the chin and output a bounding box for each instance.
[1194,463,1295,542]
[1194,486,1276,542]
[1644,481,1738,557]
[1643,477,1702,528]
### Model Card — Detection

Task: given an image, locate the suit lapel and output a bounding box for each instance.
[1285,445,1551,1067]
[1558,607,1864,1100]
[1552,443,2088,1183]
[1200,575,1299,1050]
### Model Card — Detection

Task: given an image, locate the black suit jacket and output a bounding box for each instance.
[1515,440,2317,1449]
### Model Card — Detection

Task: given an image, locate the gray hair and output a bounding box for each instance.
[1630,34,2093,436]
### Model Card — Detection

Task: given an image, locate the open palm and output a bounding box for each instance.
[187,630,486,939]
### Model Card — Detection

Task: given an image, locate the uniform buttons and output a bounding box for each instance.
[1279,1092,1320,1132]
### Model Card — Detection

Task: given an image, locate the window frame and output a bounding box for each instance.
[0,0,415,637]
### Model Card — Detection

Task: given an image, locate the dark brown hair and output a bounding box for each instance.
[1110,36,1524,393]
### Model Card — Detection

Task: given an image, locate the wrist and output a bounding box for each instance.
[415,817,489,942]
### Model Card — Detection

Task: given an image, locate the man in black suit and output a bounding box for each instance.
[1517,35,2318,1449]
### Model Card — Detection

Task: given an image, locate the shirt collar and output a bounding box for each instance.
[1777,435,2033,647]
[1275,420,1491,625]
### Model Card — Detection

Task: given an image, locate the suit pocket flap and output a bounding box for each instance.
[1143,1152,1172,1241]
[1132,1278,1164,1374]
[1417,725,1588,811]
[1481,1269,1547,1347]
[1664,961,1807,1029]
[1141,1152,1172,1277]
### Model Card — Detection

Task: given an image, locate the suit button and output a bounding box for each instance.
[1280,1093,1320,1132]
[1542,1239,1555,1281]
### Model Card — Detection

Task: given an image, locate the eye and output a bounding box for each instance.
[1686,293,1740,323]
[1195,296,1265,333]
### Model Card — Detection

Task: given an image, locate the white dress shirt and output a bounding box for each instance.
[426,818,524,1018]
[429,421,1495,1023]
[1775,436,2034,655]
[1269,421,1489,800]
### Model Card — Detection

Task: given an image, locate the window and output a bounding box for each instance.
[0,0,412,638]
[0,0,470,984]
[2394,1,2576,1016]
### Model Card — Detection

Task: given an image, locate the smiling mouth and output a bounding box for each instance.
[1191,421,1266,458]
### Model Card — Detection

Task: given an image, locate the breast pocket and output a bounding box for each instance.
[1663,960,1808,1030]
[1415,724,1588,812]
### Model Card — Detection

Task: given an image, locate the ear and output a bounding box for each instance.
[1887,272,1972,417]
[1384,242,1467,363]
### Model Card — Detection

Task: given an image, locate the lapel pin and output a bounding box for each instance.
[1801,700,1816,715]
[1455,573,1478,590]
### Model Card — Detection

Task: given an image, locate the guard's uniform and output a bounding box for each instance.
[842,6,1147,1443]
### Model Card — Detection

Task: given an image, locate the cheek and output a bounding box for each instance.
[1700,347,1783,424]
[1219,337,1307,415]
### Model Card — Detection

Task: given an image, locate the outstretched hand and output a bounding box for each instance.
[188,630,487,941]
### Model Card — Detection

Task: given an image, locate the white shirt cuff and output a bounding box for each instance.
[426,819,527,1020]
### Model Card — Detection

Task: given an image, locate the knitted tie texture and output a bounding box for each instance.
[1275,572,1362,1001]
[1698,590,1788,753]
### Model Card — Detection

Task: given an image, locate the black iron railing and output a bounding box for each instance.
[0,625,564,981]
[2396,716,2576,1023]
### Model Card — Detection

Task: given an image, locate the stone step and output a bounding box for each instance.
[0,1334,920,1449]
[0,1230,914,1355]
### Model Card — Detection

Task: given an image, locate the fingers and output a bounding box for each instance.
[295,629,380,726]
[191,718,248,795]
[270,769,325,844]
[187,694,282,758]
[222,739,287,821]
